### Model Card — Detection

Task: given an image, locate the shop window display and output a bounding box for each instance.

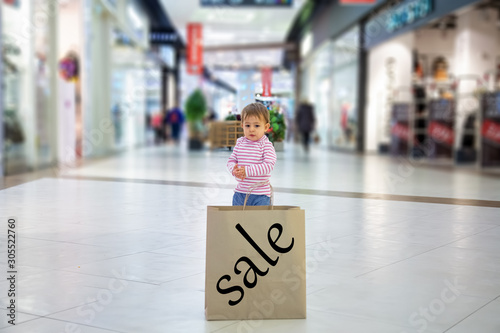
[330,27,359,150]
[2,37,28,174]
[409,51,458,160]
[480,92,500,166]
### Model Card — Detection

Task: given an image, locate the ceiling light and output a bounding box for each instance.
[127,5,142,29]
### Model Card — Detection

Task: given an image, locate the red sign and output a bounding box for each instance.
[391,123,410,141]
[3,0,20,6]
[261,67,272,97]
[187,23,203,75]
[482,120,500,144]
[340,0,375,4]
[428,121,454,146]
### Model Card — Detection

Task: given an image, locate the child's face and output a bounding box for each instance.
[242,115,270,141]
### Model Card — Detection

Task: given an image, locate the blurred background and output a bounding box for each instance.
[2,0,500,177]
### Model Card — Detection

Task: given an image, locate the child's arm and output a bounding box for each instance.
[227,141,240,175]
[244,142,277,177]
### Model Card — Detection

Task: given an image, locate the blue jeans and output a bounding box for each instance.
[232,192,270,206]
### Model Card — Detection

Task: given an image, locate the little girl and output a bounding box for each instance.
[227,103,277,206]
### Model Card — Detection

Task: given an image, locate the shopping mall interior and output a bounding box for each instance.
[1,0,500,332]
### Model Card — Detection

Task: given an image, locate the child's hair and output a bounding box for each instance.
[241,103,270,124]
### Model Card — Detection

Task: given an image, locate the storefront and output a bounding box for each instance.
[363,0,500,167]
[300,25,360,151]
[2,0,59,175]
[86,0,152,152]
[2,1,33,174]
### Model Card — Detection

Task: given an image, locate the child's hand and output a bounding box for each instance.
[232,164,246,180]
[236,167,246,180]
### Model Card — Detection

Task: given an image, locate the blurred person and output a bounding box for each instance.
[280,104,294,142]
[151,110,163,144]
[227,103,277,206]
[207,108,217,121]
[295,100,316,152]
[165,105,185,144]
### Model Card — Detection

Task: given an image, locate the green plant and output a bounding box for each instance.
[184,89,207,139]
[185,89,207,122]
[225,114,237,121]
[267,106,286,143]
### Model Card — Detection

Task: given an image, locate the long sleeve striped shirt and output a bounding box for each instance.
[227,135,277,197]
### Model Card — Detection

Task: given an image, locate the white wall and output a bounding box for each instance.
[414,28,456,75]
[365,32,415,152]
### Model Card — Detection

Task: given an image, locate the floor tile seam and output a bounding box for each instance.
[43,305,128,333]
[209,321,242,333]
[352,239,473,278]
[145,250,205,261]
[303,307,416,330]
[459,292,500,300]
[275,187,500,208]
[18,236,141,251]
[352,228,500,245]
[18,226,139,240]
[56,175,500,208]
[51,249,167,271]
[354,224,500,278]
[104,244,206,257]
[0,311,45,329]
[442,295,500,332]
[158,272,205,287]
[304,233,355,248]
[57,175,235,190]
[54,267,162,286]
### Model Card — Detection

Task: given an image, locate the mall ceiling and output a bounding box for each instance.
[160,0,306,70]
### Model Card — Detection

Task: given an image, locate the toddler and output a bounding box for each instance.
[227,103,277,206]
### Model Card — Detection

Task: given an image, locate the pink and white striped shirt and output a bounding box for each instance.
[227,135,277,197]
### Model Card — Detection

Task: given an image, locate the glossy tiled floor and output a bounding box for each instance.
[1,142,499,332]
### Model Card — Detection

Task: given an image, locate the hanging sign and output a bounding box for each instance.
[3,0,20,7]
[261,67,272,97]
[187,23,203,75]
[365,0,433,38]
[385,0,433,33]
[150,30,179,44]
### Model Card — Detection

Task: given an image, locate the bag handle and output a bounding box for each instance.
[243,181,274,210]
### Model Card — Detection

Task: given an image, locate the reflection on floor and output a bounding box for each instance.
[1,143,499,332]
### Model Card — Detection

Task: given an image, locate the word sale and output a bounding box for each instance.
[216,222,294,306]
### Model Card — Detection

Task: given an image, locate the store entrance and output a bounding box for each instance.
[366,1,500,168]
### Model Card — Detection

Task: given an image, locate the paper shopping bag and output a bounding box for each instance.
[205,205,306,320]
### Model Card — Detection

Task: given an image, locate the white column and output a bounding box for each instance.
[454,8,499,149]
[0,3,3,177]
[22,1,36,171]
[89,6,113,156]
[48,0,59,168]
[365,32,415,152]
